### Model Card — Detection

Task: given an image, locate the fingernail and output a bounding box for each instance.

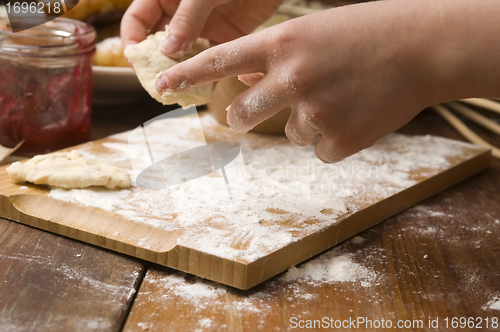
[159,35,191,58]
[160,34,182,54]
[226,109,238,132]
[156,74,169,94]
[227,121,249,134]
[226,105,238,131]
[229,126,249,134]
[226,106,251,133]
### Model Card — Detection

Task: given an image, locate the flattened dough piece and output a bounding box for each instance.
[7,150,131,190]
[124,31,213,107]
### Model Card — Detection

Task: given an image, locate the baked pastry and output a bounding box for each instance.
[40,0,133,27]
[93,36,129,67]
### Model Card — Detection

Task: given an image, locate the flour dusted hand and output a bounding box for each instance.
[156,0,500,163]
[7,150,131,190]
[124,30,213,107]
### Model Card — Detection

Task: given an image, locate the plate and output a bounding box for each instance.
[92,65,147,104]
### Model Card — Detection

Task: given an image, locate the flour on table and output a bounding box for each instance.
[351,236,365,245]
[124,29,213,107]
[281,248,375,284]
[48,113,468,262]
[484,296,500,310]
[7,150,131,190]
[133,245,377,330]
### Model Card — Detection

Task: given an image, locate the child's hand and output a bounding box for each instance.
[156,0,500,162]
[121,0,284,58]
[155,1,430,163]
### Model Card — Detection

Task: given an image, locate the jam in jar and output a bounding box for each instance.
[0,16,96,155]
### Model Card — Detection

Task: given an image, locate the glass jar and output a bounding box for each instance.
[0,16,96,155]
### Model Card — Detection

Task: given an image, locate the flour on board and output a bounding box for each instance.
[48,113,468,262]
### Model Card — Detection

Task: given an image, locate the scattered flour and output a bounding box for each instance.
[409,205,450,217]
[137,322,151,330]
[166,275,227,301]
[281,248,375,284]
[242,88,277,117]
[484,296,500,311]
[199,318,212,328]
[134,245,377,330]
[47,113,468,263]
[351,236,365,245]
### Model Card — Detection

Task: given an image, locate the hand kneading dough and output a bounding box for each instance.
[7,150,131,190]
[124,31,213,107]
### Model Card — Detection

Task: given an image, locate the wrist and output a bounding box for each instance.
[417,0,500,104]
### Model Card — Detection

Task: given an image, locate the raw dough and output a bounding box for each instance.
[7,150,131,190]
[124,30,213,107]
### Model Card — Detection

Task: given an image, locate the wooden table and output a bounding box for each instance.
[1,97,499,331]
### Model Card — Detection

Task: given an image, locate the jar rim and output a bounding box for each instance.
[0,16,96,57]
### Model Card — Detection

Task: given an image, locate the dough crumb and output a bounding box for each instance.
[7,150,131,190]
[351,236,365,245]
[124,29,213,107]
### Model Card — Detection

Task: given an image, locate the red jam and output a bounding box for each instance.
[0,17,96,155]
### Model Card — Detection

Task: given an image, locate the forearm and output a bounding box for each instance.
[328,0,500,107]
[405,0,500,104]
[156,0,500,162]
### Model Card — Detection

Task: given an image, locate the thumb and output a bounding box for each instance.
[159,0,227,58]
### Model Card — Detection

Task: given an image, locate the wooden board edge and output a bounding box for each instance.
[240,148,491,290]
[156,247,250,289]
[0,193,251,288]
[0,147,491,290]
[0,193,178,261]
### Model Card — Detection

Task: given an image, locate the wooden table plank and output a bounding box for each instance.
[0,113,490,290]
[0,100,169,332]
[3,98,500,330]
[0,98,175,332]
[0,218,145,332]
[123,171,500,331]
[123,109,500,331]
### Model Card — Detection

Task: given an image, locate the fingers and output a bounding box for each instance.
[314,137,350,164]
[314,131,379,164]
[159,0,231,58]
[156,33,268,94]
[121,0,170,50]
[226,75,290,133]
[285,109,321,147]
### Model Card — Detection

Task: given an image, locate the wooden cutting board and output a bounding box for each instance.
[0,113,491,289]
